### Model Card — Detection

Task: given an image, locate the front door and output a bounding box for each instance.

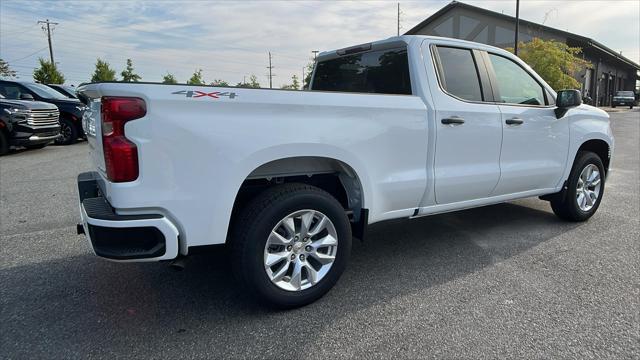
[485,53,569,195]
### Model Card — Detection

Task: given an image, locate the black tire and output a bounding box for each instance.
[612,104,616,108]
[24,143,47,150]
[230,183,352,309]
[630,105,634,109]
[551,151,605,222]
[0,130,8,155]
[55,118,78,145]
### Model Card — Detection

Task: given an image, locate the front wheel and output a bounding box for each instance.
[55,118,78,145]
[231,183,352,308]
[551,151,605,221]
[0,130,8,155]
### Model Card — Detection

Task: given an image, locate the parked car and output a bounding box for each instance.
[0,94,60,155]
[611,91,635,108]
[46,84,78,99]
[0,80,86,145]
[76,35,613,308]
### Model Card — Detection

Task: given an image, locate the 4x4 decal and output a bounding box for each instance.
[172,90,238,99]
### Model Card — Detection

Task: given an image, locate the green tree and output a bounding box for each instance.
[121,58,141,82]
[162,73,178,84]
[281,74,300,90]
[0,58,16,78]
[303,60,314,89]
[236,74,260,88]
[187,69,205,85]
[32,58,65,84]
[210,79,229,86]
[91,58,117,82]
[508,38,590,90]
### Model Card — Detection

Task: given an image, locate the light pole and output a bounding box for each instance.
[514,0,520,55]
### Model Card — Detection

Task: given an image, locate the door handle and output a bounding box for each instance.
[505,117,524,125]
[441,116,465,125]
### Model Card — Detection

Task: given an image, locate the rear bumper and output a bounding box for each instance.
[77,171,179,261]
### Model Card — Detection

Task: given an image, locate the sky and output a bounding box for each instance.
[1,0,639,87]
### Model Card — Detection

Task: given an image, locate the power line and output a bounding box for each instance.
[37,19,58,63]
[0,23,39,37]
[6,47,48,63]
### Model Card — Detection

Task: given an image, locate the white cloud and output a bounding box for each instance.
[1,0,637,86]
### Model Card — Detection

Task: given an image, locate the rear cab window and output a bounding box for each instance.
[311,47,412,95]
[433,46,484,102]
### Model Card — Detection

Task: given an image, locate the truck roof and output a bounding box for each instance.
[318,35,512,61]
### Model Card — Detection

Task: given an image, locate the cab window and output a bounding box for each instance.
[434,46,484,102]
[488,54,546,106]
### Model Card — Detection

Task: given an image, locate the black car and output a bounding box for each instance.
[46,84,78,99]
[611,91,636,109]
[0,94,61,155]
[0,80,86,145]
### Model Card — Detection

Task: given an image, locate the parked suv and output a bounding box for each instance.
[0,94,61,155]
[0,80,85,144]
[612,91,635,109]
[46,84,79,99]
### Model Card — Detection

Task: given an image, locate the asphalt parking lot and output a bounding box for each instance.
[1,109,638,359]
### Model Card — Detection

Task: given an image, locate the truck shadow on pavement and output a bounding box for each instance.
[0,200,582,356]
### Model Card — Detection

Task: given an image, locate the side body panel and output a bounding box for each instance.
[82,83,429,249]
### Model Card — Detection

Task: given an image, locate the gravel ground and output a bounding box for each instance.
[1,109,638,359]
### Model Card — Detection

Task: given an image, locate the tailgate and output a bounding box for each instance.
[81,98,106,173]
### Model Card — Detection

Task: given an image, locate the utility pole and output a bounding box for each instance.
[397,3,400,36]
[38,19,58,64]
[514,0,520,56]
[312,50,319,61]
[267,51,274,89]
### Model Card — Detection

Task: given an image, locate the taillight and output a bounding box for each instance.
[101,97,146,182]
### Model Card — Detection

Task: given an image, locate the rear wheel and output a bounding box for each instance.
[231,183,351,308]
[55,118,78,145]
[551,151,605,221]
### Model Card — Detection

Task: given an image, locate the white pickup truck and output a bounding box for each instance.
[77,35,613,308]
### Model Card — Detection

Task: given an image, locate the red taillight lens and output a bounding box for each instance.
[101,97,146,182]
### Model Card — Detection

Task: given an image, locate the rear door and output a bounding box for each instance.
[424,45,503,204]
[484,53,569,195]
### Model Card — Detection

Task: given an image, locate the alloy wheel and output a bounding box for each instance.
[576,164,601,211]
[263,209,338,291]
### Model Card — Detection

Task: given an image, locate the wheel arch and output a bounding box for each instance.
[577,138,611,175]
[229,155,370,241]
[235,156,366,218]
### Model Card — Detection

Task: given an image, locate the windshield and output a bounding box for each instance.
[23,83,69,100]
[616,91,634,97]
[62,85,78,98]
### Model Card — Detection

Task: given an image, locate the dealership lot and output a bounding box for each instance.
[1,110,638,358]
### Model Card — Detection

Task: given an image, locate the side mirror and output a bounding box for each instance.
[555,89,582,118]
[19,93,34,101]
